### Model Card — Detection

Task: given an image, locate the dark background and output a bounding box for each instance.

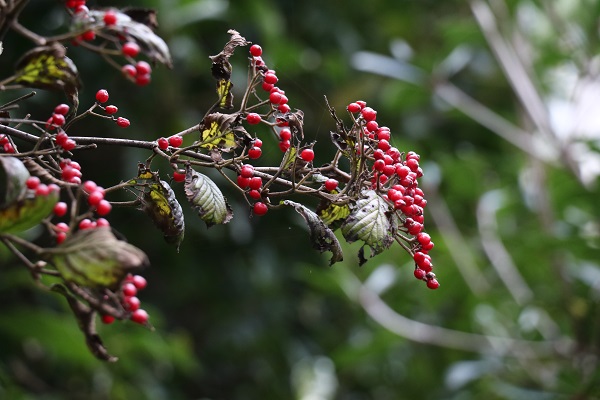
[1,0,600,399]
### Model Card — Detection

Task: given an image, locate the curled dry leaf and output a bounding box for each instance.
[282,200,343,266]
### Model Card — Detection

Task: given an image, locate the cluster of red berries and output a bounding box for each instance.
[95,90,130,127]
[101,274,149,325]
[121,59,152,87]
[47,103,78,152]
[236,164,268,216]
[0,134,15,153]
[156,135,183,152]
[25,176,60,198]
[347,100,439,289]
[52,160,113,243]
[247,44,297,153]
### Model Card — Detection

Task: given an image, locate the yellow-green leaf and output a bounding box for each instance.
[197,112,240,151]
[14,44,80,106]
[141,180,185,251]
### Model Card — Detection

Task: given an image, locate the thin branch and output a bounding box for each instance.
[424,184,491,296]
[357,277,573,358]
[476,190,534,305]
[433,81,556,162]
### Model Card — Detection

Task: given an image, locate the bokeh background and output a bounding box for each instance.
[1,0,600,399]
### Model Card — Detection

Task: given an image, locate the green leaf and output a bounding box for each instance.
[14,44,80,107]
[0,157,59,234]
[341,190,395,266]
[141,180,185,251]
[282,200,343,266]
[184,167,233,228]
[0,157,29,206]
[0,190,59,234]
[50,227,148,289]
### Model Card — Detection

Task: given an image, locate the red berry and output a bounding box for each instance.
[35,184,50,196]
[87,190,104,206]
[95,89,109,103]
[96,199,112,216]
[55,132,68,147]
[249,44,263,57]
[253,138,263,147]
[61,139,77,151]
[300,148,315,162]
[377,139,391,152]
[122,282,137,297]
[105,105,118,115]
[116,117,130,128]
[122,64,137,77]
[347,102,361,113]
[79,219,95,230]
[168,135,183,147]
[269,91,283,104]
[248,146,262,159]
[103,10,117,25]
[264,72,278,85]
[262,82,274,92]
[324,179,338,191]
[54,103,70,115]
[356,100,367,109]
[373,159,385,172]
[135,74,151,86]
[53,202,68,217]
[279,128,292,141]
[135,61,152,75]
[240,165,254,178]
[414,268,426,280]
[101,315,115,324]
[130,309,149,325]
[131,275,147,290]
[278,104,291,113]
[246,113,261,125]
[253,202,268,216]
[366,120,378,132]
[83,180,97,193]
[427,278,440,290]
[377,129,391,141]
[3,143,15,153]
[56,222,70,232]
[81,30,95,41]
[173,170,186,182]
[157,137,169,150]
[125,296,141,311]
[279,140,291,152]
[237,175,250,188]
[249,189,261,200]
[26,176,41,190]
[56,231,67,244]
[96,218,110,227]
[122,42,140,57]
[249,176,262,190]
[417,232,431,245]
[361,107,377,121]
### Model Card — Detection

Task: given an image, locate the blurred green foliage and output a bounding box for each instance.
[2,0,600,399]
